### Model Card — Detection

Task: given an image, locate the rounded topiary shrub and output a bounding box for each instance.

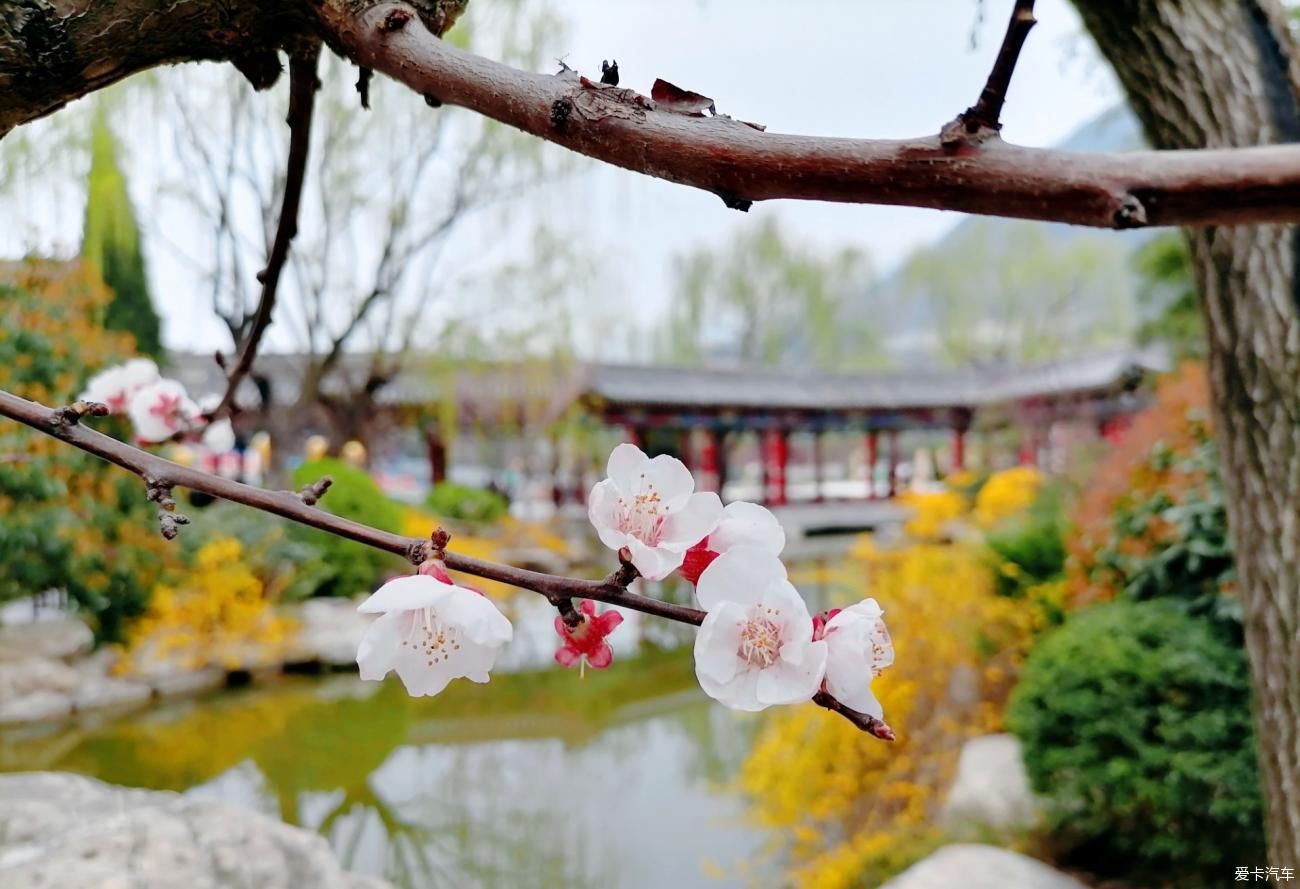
[1007,599,1264,887]
[289,458,404,597]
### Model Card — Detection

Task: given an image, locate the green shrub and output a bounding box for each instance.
[289,459,404,597]
[1008,599,1264,887]
[985,484,1068,598]
[0,261,173,641]
[183,502,331,602]
[425,481,508,524]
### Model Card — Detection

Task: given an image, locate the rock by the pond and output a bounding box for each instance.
[72,676,153,714]
[149,667,227,698]
[0,690,73,725]
[0,656,80,699]
[942,733,1039,831]
[0,617,93,662]
[0,772,392,889]
[880,844,1089,889]
[286,598,373,667]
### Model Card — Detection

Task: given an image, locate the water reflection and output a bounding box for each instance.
[0,650,769,888]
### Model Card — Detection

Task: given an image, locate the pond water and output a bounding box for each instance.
[0,548,858,886]
[0,651,775,888]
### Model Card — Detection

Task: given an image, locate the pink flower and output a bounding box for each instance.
[814,598,894,719]
[554,599,624,671]
[680,501,786,585]
[128,379,200,444]
[588,443,722,580]
[80,358,160,414]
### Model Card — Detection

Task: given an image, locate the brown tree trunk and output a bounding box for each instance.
[1075,0,1300,864]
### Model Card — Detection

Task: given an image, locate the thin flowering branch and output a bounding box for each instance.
[0,388,891,737]
[206,46,321,421]
[297,476,334,506]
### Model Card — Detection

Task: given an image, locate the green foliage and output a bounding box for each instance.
[1134,233,1204,359]
[656,217,884,370]
[1008,600,1264,887]
[289,459,404,597]
[0,261,171,640]
[426,481,509,524]
[984,484,1068,598]
[182,502,331,602]
[899,220,1136,366]
[1092,427,1237,625]
[81,107,162,359]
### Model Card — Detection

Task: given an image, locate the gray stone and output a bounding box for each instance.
[150,668,226,699]
[0,691,72,725]
[0,617,93,662]
[286,598,373,667]
[0,657,81,699]
[72,677,153,714]
[880,845,1090,889]
[942,734,1039,831]
[0,772,392,889]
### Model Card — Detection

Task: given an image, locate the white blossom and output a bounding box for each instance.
[356,574,513,697]
[127,379,200,443]
[821,598,895,718]
[588,443,722,580]
[79,358,160,414]
[692,547,827,711]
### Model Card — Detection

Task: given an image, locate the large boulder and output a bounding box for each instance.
[942,733,1039,831]
[0,772,391,889]
[881,845,1089,889]
[0,617,94,662]
[285,598,373,667]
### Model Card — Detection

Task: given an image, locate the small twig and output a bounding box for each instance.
[945,0,1036,142]
[554,597,582,628]
[297,476,333,505]
[52,400,109,428]
[356,66,374,109]
[813,691,896,742]
[145,479,191,540]
[207,45,321,421]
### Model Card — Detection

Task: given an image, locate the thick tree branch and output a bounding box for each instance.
[0,387,890,737]
[320,1,1300,229]
[208,47,321,421]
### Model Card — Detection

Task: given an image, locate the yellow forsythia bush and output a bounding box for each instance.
[738,536,1045,889]
[119,538,297,674]
[973,466,1044,528]
[897,490,967,541]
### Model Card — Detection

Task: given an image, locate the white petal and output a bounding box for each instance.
[694,603,745,685]
[606,442,649,493]
[643,453,696,509]
[709,501,787,555]
[626,537,684,581]
[766,580,814,646]
[836,684,884,720]
[394,654,458,697]
[357,575,449,614]
[694,546,787,612]
[438,588,513,646]
[356,611,404,680]
[756,640,827,706]
[121,358,160,388]
[588,479,630,551]
[828,598,883,629]
[698,664,765,711]
[201,419,236,453]
[658,491,723,550]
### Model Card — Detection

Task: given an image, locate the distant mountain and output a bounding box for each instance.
[865,104,1159,369]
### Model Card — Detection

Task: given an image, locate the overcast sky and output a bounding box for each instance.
[1,0,1123,355]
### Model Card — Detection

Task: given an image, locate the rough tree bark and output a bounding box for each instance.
[1074,0,1300,864]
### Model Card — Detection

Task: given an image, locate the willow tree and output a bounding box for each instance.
[2,0,1300,863]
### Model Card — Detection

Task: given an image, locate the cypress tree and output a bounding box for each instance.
[81,106,163,359]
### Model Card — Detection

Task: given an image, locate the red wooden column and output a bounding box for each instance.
[952,427,966,472]
[624,424,642,448]
[698,428,721,494]
[865,430,879,500]
[886,430,900,498]
[811,430,826,502]
[426,428,447,486]
[763,429,789,506]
